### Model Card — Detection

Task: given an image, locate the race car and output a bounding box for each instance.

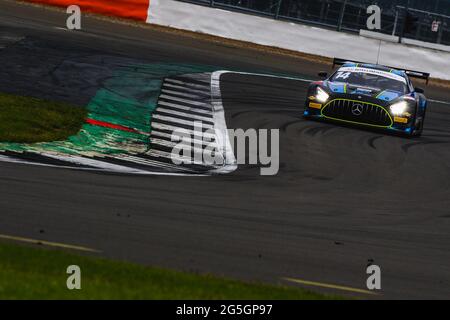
[304,58,430,137]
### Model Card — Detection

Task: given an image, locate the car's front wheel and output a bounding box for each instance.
[412,113,426,137]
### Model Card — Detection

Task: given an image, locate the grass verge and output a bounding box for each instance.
[0,241,339,299]
[0,92,86,143]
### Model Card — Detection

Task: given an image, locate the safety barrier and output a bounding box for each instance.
[147,0,450,81]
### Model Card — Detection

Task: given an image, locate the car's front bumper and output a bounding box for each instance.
[304,98,416,135]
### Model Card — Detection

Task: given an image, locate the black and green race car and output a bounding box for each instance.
[304,58,430,137]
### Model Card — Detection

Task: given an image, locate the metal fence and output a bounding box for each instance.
[177,0,450,45]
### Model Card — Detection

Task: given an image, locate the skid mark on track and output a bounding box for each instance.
[367,135,384,150]
[401,139,450,152]
[304,125,336,137]
[231,109,299,119]
[424,128,450,135]
[281,119,305,132]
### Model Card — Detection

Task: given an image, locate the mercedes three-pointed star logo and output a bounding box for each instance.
[351,104,364,116]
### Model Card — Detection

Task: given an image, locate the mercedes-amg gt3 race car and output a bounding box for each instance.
[304,58,430,137]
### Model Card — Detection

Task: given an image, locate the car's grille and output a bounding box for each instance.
[322,99,393,127]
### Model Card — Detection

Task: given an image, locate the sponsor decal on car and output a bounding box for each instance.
[309,102,322,109]
[337,67,407,84]
[394,117,409,123]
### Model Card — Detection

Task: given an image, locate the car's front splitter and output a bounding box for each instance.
[303,110,415,135]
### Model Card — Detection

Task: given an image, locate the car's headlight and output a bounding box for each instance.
[390,101,409,116]
[315,87,329,103]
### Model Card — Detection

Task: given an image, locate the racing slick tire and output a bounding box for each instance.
[411,111,426,137]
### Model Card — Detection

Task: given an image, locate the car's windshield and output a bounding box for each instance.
[331,69,409,94]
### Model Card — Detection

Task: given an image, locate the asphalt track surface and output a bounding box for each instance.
[1,0,450,299]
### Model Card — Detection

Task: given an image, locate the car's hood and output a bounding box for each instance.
[324,81,403,102]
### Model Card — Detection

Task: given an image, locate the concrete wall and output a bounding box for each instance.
[147,0,450,80]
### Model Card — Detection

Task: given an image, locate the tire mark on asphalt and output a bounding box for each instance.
[304,125,335,137]
[231,109,300,119]
[367,135,384,150]
[402,140,450,152]
[281,119,304,132]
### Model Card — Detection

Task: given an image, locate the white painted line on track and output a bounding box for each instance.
[283,277,380,296]
[429,99,450,106]
[146,148,214,166]
[159,94,209,107]
[151,134,214,147]
[164,78,210,89]
[210,71,238,174]
[155,107,213,122]
[0,233,101,253]
[163,82,210,95]
[223,70,314,83]
[153,114,214,128]
[0,154,201,176]
[161,88,208,100]
[113,155,196,173]
[151,130,213,145]
[158,100,212,114]
[151,137,216,154]
[152,122,216,139]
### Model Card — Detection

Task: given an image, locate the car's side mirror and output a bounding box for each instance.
[318,71,328,79]
[415,87,425,94]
